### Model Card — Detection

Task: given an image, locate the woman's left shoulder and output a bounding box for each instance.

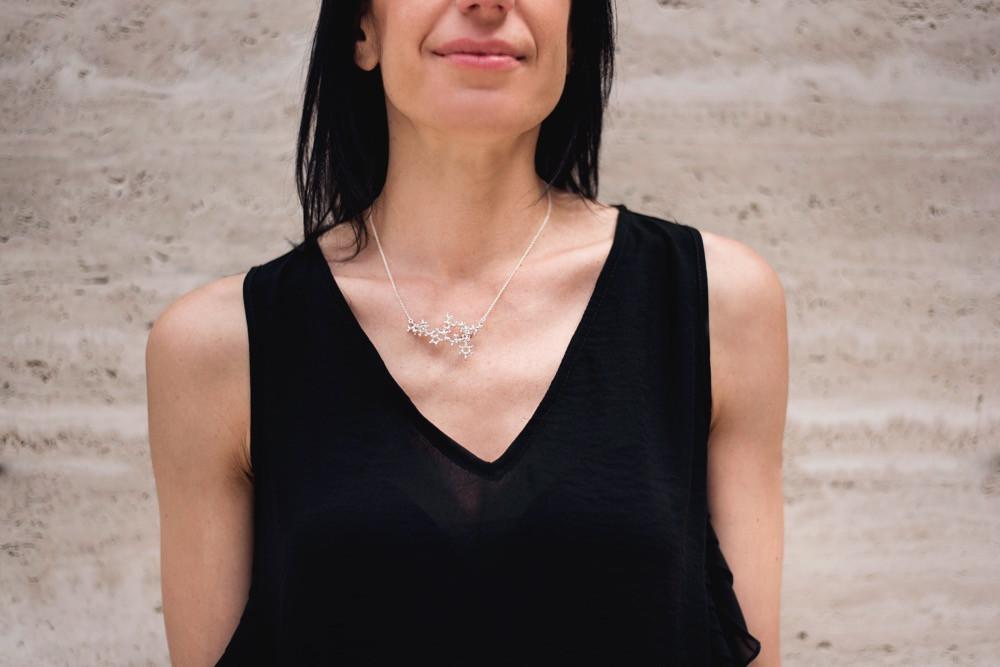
[697,228,788,432]
[698,227,787,322]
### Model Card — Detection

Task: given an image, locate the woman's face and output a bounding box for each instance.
[357,0,573,141]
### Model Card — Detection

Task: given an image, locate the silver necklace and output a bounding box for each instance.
[367,189,553,360]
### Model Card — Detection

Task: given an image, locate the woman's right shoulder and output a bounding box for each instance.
[145,271,253,480]
[147,271,251,369]
[146,235,315,378]
[146,272,259,662]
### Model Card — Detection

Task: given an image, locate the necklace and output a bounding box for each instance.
[367,190,553,360]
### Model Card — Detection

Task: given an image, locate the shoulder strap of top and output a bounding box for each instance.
[240,241,313,480]
[241,264,262,481]
[685,224,713,439]
[621,210,712,439]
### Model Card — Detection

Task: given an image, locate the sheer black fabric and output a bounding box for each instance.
[215,204,762,665]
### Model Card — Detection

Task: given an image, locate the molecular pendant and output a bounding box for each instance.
[407,312,484,360]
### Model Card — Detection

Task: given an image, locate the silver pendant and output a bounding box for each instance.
[407,312,485,360]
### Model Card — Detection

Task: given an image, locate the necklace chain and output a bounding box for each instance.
[367,190,553,360]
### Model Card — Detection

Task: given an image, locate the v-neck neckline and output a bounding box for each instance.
[310,202,629,480]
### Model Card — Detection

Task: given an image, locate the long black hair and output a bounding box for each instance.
[295,0,617,259]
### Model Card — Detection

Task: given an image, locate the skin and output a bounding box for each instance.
[145,1,787,665]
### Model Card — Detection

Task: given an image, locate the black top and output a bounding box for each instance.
[215,204,762,665]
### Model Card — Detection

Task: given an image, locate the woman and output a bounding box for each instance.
[146,1,787,665]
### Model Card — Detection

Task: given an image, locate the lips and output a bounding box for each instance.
[432,37,526,60]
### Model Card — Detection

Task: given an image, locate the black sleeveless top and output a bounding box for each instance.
[216,204,762,666]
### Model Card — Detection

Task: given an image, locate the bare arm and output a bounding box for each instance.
[145,273,254,666]
[703,231,788,666]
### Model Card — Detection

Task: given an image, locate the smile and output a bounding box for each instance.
[433,52,524,70]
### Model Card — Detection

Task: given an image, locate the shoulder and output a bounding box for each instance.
[622,208,785,306]
[145,272,251,477]
[146,272,249,370]
[697,228,788,430]
[699,228,786,316]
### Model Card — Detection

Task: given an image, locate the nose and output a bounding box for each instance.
[455,0,515,17]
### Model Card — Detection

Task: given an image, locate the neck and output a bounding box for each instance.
[366,126,563,283]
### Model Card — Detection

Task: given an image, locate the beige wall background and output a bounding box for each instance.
[2,0,998,664]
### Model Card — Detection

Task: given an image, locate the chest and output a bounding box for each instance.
[330,261,611,467]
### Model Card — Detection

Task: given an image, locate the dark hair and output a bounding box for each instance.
[294,0,617,259]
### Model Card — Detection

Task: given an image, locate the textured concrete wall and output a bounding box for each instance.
[1,1,997,665]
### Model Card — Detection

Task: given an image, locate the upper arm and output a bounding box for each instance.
[702,230,788,666]
[145,272,253,666]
